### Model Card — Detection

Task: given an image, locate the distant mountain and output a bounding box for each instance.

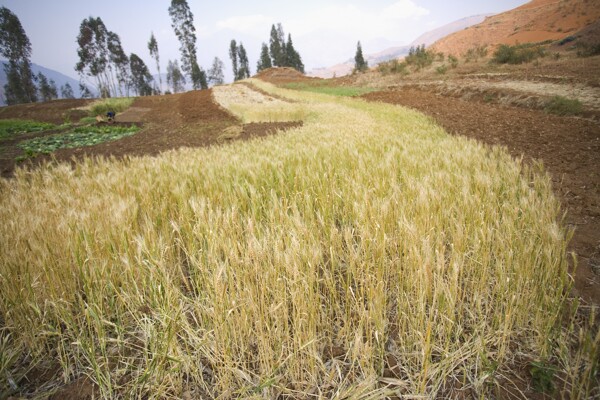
[411,14,491,47]
[0,62,83,105]
[308,14,491,78]
[431,0,600,56]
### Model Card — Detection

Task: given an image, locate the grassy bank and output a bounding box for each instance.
[0,81,596,398]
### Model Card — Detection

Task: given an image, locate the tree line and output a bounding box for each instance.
[0,2,307,105]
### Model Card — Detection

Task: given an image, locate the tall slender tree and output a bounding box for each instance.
[256,43,272,72]
[237,43,250,80]
[36,72,58,102]
[166,59,186,93]
[229,39,239,81]
[61,83,75,99]
[75,17,115,97]
[208,57,224,86]
[168,0,205,90]
[269,24,284,67]
[79,82,93,98]
[354,41,368,73]
[0,7,37,104]
[129,53,153,96]
[285,34,304,73]
[107,31,129,96]
[148,32,162,93]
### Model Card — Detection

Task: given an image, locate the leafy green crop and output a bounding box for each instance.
[0,119,56,140]
[18,125,139,155]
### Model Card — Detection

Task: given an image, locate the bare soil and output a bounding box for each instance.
[0,98,92,124]
[0,90,301,177]
[254,67,321,84]
[432,0,600,57]
[362,88,600,304]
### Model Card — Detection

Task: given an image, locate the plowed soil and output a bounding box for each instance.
[363,89,600,304]
[0,98,92,124]
[0,90,301,177]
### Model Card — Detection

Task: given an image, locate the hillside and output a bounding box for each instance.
[308,14,490,78]
[432,0,600,56]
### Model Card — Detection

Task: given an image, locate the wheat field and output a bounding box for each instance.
[0,81,597,399]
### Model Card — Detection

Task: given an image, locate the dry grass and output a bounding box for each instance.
[0,81,597,399]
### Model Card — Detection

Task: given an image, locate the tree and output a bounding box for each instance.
[0,7,37,104]
[107,31,129,96]
[166,59,186,93]
[229,39,238,81]
[169,0,205,90]
[354,41,368,73]
[37,72,58,102]
[61,83,75,99]
[79,82,93,98]
[208,57,224,86]
[75,17,112,97]
[129,53,153,96]
[237,43,250,80]
[256,42,272,72]
[230,41,250,81]
[148,32,162,93]
[269,24,285,67]
[285,34,304,73]
[107,32,129,96]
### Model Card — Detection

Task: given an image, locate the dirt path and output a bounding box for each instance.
[363,89,600,304]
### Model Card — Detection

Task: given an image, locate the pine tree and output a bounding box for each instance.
[166,59,186,93]
[229,40,239,81]
[129,53,153,96]
[169,0,204,90]
[61,83,75,99]
[0,7,37,104]
[354,41,368,73]
[285,34,304,73]
[208,57,224,86]
[256,43,272,72]
[148,32,162,94]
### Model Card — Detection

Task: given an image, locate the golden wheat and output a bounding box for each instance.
[0,81,596,399]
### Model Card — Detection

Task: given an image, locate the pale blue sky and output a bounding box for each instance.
[0,0,529,82]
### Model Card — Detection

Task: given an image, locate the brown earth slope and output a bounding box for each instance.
[432,0,600,56]
[0,89,301,177]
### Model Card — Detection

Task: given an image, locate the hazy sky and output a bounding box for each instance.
[0,0,528,82]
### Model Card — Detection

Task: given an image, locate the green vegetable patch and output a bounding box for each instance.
[18,125,139,155]
[0,119,57,140]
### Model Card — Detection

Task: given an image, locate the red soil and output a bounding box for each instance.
[432,0,600,56]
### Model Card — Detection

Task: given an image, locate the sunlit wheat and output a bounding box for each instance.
[0,81,596,399]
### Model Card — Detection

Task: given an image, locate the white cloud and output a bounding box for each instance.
[214,1,429,40]
[383,0,429,20]
[287,1,430,39]
[216,14,272,34]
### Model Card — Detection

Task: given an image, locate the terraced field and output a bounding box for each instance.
[0,81,597,399]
